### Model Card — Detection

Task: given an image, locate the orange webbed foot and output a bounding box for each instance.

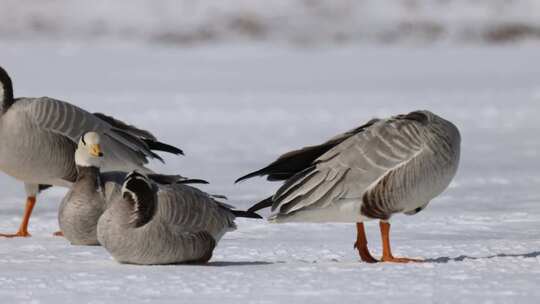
[354,223,378,263]
[53,231,64,237]
[381,255,423,263]
[1,196,37,238]
[0,230,31,238]
[354,242,378,263]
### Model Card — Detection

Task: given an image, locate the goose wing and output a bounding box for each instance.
[236,118,380,183]
[176,231,216,263]
[156,185,242,238]
[250,112,430,218]
[25,97,181,171]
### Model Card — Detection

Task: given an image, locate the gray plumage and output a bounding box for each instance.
[59,133,207,247]
[243,110,461,223]
[97,172,245,265]
[0,66,182,215]
[59,167,143,246]
[0,97,173,184]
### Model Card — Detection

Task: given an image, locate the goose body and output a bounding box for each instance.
[60,170,205,246]
[0,66,183,237]
[59,132,205,246]
[59,166,110,246]
[97,172,260,265]
[239,110,461,263]
[0,99,78,186]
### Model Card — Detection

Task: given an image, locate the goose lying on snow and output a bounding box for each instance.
[60,132,207,246]
[237,110,461,263]
[97,171,261,265]
[0,66,183,238]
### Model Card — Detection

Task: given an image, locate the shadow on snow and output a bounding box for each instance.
[425,251,540,263]
[203,261,274,267]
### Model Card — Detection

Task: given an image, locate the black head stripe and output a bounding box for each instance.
[0,66,15,110]
[127,171,144,180]
[126,171,151,186]
[123,176,156,228]
[81,134,86,145]
[125,175,152,194]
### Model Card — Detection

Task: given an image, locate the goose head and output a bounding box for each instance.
[0,66,14,114]
[121,171,157,227]
[75,131,104,168]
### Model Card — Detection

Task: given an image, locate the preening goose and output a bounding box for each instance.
[237,110,461,263]
[59,132,206,246]
[0,66,183,237]
[97,171,261,265]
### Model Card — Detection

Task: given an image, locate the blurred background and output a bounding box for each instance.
[2,0,540,45]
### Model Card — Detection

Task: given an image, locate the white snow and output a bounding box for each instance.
[0,42,539,303]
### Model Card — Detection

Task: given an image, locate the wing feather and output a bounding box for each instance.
[235,118,380,183]
[278,167,349,214]
[25,97,180,171]
[93,112,157,141]
[250,113,429,218]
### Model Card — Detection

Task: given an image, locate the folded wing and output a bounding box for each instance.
[246,112,430,218]
[27,97,182,172]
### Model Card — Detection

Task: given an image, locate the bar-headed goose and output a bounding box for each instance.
[0,66,183,237]
[59,132,206,246]
[236,110,461,263]
[97,171,261,265]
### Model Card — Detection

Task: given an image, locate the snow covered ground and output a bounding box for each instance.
[0,42,539,303]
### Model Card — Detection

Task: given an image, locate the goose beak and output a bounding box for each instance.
[90,144,103,157]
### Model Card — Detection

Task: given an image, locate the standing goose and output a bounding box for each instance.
[97,171,261,265]
[0,66,183,237]
[59,132,206,246]
[236,110,461,263]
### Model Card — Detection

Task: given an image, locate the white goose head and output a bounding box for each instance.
[0,66,14,114]
[75,132,104,168]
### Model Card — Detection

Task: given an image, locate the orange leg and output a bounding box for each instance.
[53,231,64,237]
[379,221,422,263]
[354,222,378,263]
[0,196,36,238]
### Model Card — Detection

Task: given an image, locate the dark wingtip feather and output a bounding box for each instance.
[231,210,263,219]
[149,151,165,163]
[147,174,207,185]
[237,119,382,184]
[247,196,274,213]
[235,169,267,183]
[94,112,157,140]
[38,184,53,193]
[145,140,184,156]
[177,179,209,185]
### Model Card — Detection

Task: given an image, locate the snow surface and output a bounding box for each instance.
[2,0,540,45]
[0,42,539,303]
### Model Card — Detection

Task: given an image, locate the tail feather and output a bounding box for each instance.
[247,196,274,213]
[147,174,209,185]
